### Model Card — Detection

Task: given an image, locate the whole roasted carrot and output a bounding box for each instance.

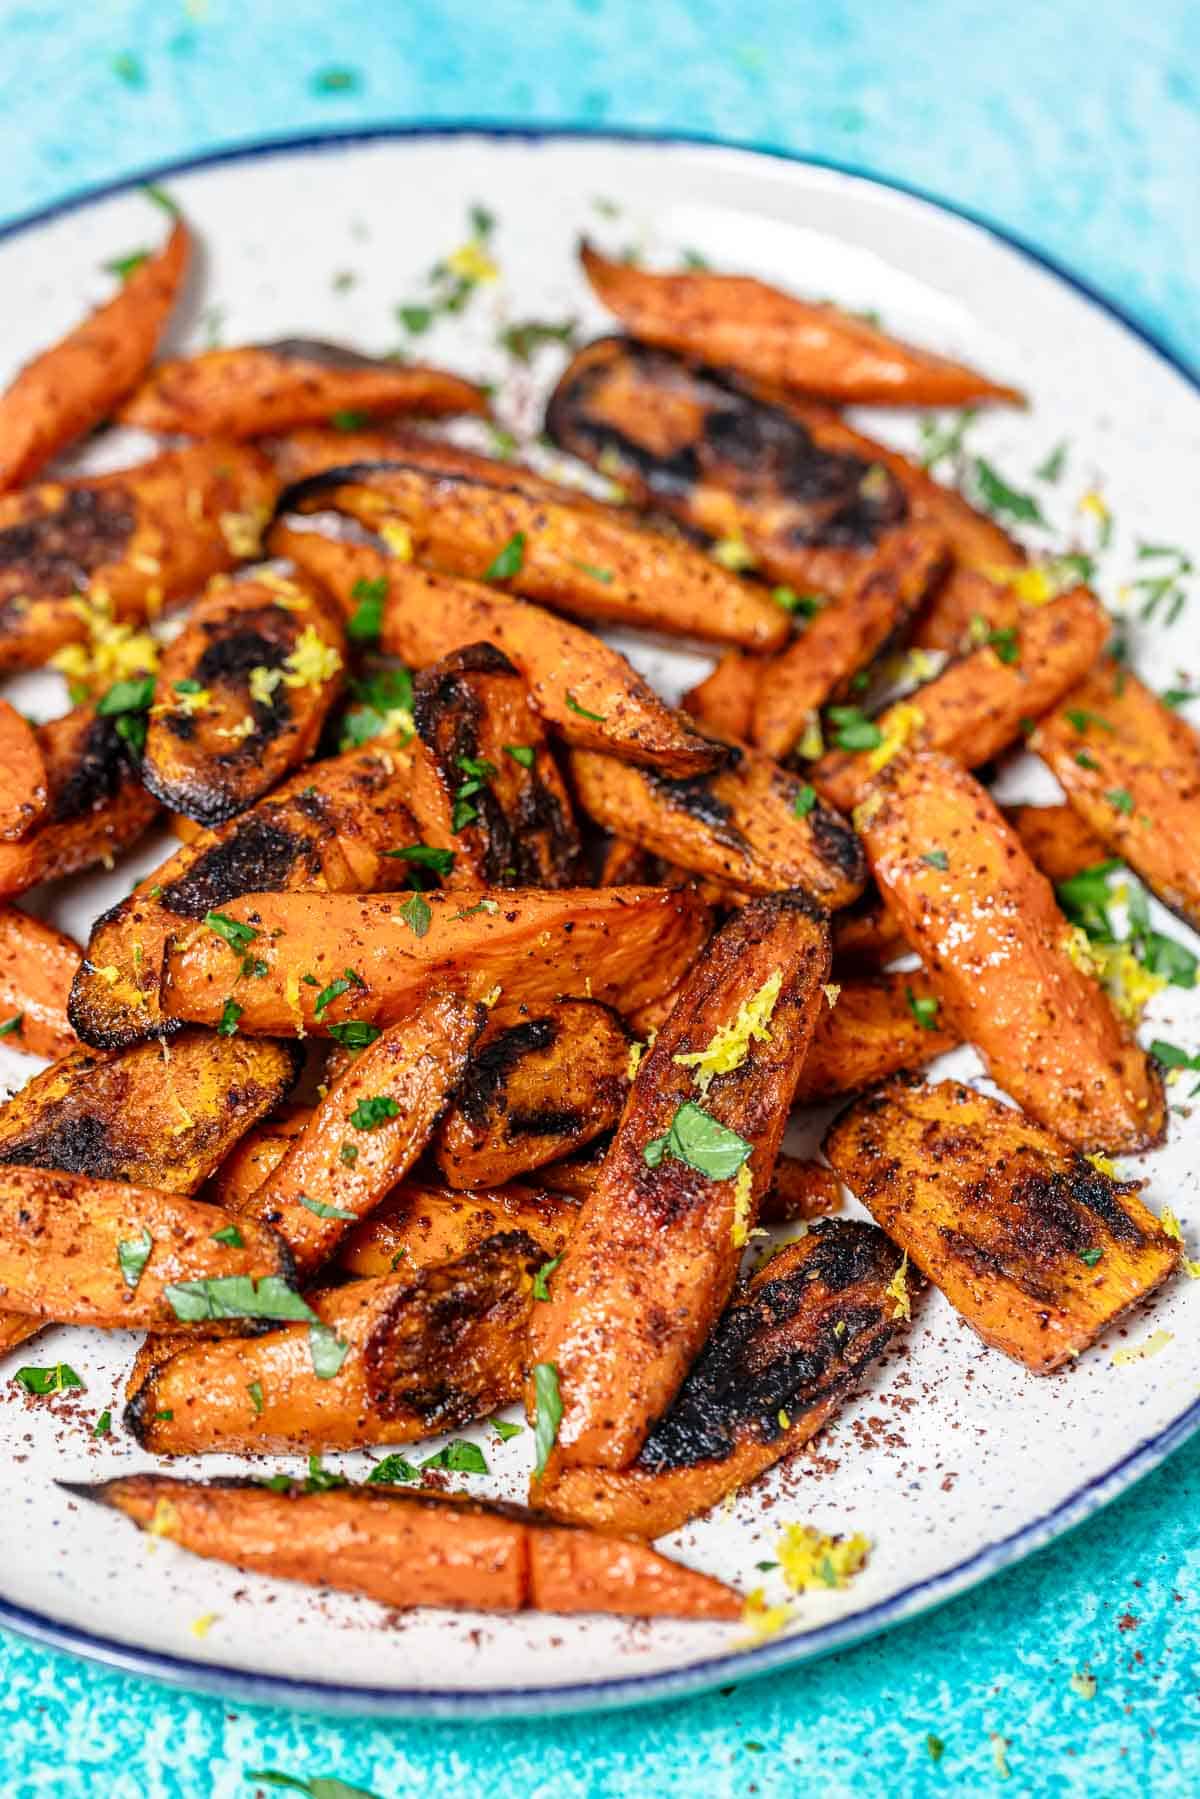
[856,751,1164,1151]
[529,892,831,1472]
[0,218,189,491]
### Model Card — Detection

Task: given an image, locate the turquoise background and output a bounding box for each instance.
[1,2,1198,1793]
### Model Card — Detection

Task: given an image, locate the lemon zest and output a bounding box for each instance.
[865,702,925,775]
[380,521,414,561]
[886,1251,911,1321]
[147,1497,179,1540]
[730,1162,755,1250]
[282,625,342,690]
[1086,1153,1118,1178]
[674,970,783,1094]
[736,1587,793,1646]
[446,241,498,284]
[1112,1329,1173,1366]
[797,710,824,761]
[218,506,268,559]
[822,983,841,1009]
[190,1612,219,1639]
[249,664,282,706]
[776,1522,871,1592]
[711,535,757,573]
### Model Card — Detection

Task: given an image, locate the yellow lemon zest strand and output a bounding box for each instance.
[865,702,925,775]
[1087,1153,1118,1178]
[147,1497,179,1540]
[446,241,498,284]
[1112,1329,1173,1366]
[776,1522,871,1593]
[736,1587,793,1646]
[51,591,160,693]
[282,625,342,690]
[248,664,282,706]
[886,1251,911,1321]
[190,1612,219,1639]
[711,535,757,572]
[380,521,414,561]
[1069,1669,1097,1700]
[730,1161,755,1250]
[797,710,824,761]
[674,970,783,1094]
[626,1040,645,1082]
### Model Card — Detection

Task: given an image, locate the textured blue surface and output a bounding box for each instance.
[1,3,1198,1793]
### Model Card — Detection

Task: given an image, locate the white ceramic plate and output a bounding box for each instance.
[0,129,1197,1720]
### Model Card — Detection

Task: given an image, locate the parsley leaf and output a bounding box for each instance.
[327,1021,382,1050]
[350,1096,401,1131]
[922,849,949,870]
[504,744,536,769]
[117,1227,153,1292]
[217,998,242,1037]
[384,843,455,875]
[532,1255,562,1300]
[347,577,387,645]
[499,318,579,362]
[93,1409,112,1437]
[483,533,526,582]
[248,1381,264,1416]
[642,1100,753,1181]
[399,892,432,938]
[308,1322,349,1381]
[204,911,258,953]
[491,1416,524,1442]
[164,1275,316,1326]
[421,1439,488,1474]
[0,1014,23,1038]
[210,1224,244,1248]
[827,706,883,752]
[1106,788,1134,815]
[971,458,1047,526]
[532,1361,562,1478]
[792,784,817,818]
[1079,1248,1104,1267]
[1035,441,1069,483]
[298,1195,357,1221]
[906,986,940,1031]
[365,1453,421,1485]
[13,1363,84,1396]
[565,691,606,723]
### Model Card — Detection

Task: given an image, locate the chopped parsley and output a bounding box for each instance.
[117,1227,153,1291]
[164,1276,316,1326]
[491,1416,524,1442]
[339,666,414,750]
[327,1021,382,1050]
[565,691,606,723]
[204,911,258,954]
[499,318,579,362]
[971,458,1047,526]
[1149,1040,1200,1095]
[248,1381,264,1416]
[104,248,150,283]
[217,999,242,1037]
[452,754,498,832]
[827,706,883,752]
[1064,707,1114,735]
[349,1096,401,1131]
[385,843,455,876]
[13,1364,84,1396]
[986,626,1020,666]
[298,1195,357,1222]
[1131,543,1193,626]
[338,1143,359,1166]
[906,987,940,1031]
[1106,788,1134,816]
[421,1439,488,1474]
[922,849,949,870]
[1079,1248,1104,1268]
[568,559,615,584]
[482,532,526,583]
[366,1454,421,1485]
[532,1255,562,1300]
[399,892,432,938]
[314,967,366,1020]
[532,1361,563,1478]
[771,586,823,617]
[330,409,370,432]
[0,1014,23,1038]
[792,784,817,818]
[916,408,978,470]
[308,1322,349,1380]
[347,576,388,645]
[210,1224,244,1248]
[643,1100,753,1181]
[1035,441,1068,483]
[504,743,536,769]
[93,1410,112,1438]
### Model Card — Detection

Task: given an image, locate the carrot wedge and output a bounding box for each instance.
[1006,803,1110,884]
[69,743,420,1049]
[432,1000,631,1188]
[579,241,1024,408]
[682,652,761,743]
[856,751,1164,1151]
[0,908,80,1059]
[140,568,345,825]
[271,524,721,775]
[812,588,1110,811]
[0,1164,293,1330]
[530,891,831,1471]
[752,526,947,758]
[118,340,485,437]
[337,1181,576,1276]
[0,702,48,840]
[535,1221,904,1536]
[277,461,789,651]
[0,443,279,672]
[568,745,866,905]
[233,993,483,1275]
[794,971,959,1104]
[69,1475,740,1620]
[825,1076,1180,1372]
[1030,661,1200,933]
[268,425,618,509]
[160,886,713,1036]
[0,218,189,492]
[124,1233,541,1453]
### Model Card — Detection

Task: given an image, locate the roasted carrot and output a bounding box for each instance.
[338,1181,575,1277]
[825,1076,1180,1373]
[159,886,713,1037]
[812,587,1110,811]
[0,1030,299,1192]
[752,527,947,758]
[530,892,831,1471]
[856,751,1164,1151]
[1006,803,1110,884]
[269,423,610,506]
[793,971,959,1104]
[234,993,483,1274]
[682,652,761,743]
[535,1221,904,1535]
[69,743,421,1049]
[0,218,189,492]
[1030,660,1200,933]
[568,745,866,905]
[0,704,159,899]
[119,341,486,437]
[534,1146,842,1226]
[0,908,80,1059]
[0,1164,293,1331]
[432,1000,631,1188]
[278,461,790,651]
[579,242,1023,407]
[0,702,48,840]
[203,1107,311,1210]
[831,893,909,970]
[71,1476,740,1620]
[124,1233,541,1453]
[0,443,279,672]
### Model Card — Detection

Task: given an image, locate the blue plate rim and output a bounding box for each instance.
[1,121,1197,1721]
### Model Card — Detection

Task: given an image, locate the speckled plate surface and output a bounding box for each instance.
[0,129,1197,1719]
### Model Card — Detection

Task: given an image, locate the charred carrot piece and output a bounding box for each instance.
[234,993,483,1275]
[269,423,610,505]
[682,652,761,743]
[69,743,421,1050]
[69,1474,741,1620]
[0,702,48,840]
[1006,803,1110,884]
[0,908,80,1058]
[141,568,346,825]
[124,1232,542,1453]
[160,886,713,1037]
[855,751,1164,1151]
[794,970,958,1104]
[277,461,790,651]
[0,218,189,492]
[812,587,1109,812]
[1031,660,1200,933]
[530,892,831,1471]
[271,524,722,776]
[568,744,866,906]
[337,1181,576,1277]
[0,704,159,899]
[579,242,1024,408]
[119,340,485,437]
[831,893,910,971]
[825,1076,1180,1372]
[203,1107,310,1209]
[535,1221,903,1536]
[752,527,946,758]
[534,1147,840,1225]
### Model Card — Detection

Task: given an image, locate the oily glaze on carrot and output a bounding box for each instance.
[0,908,80,1058]
[1031,660,1200,933]
[0,218,189,492]
[812,586,1110,811]
[535,1221,905,1536]
[751,527,946,759]
[119,340,486,437]
[0,443,279,672]
[579,242,1023,407]
[530,892,831,1472]
[124,1233,541,1453]
[337,1181,576,1277]
[856,751,1164,1151]
[1006,803,1110,884]
[0,702,48,840]
[682,652,762,743]
[278,461,790,651]
[141,568,346,825]
[159,886,713,1037]
[825,1076,1180,1372]
[793,970,958,1104]
[271,523,721,776]
[69,743,421,1049]
[234,993,483,1274]
[72,1475,741,1620]
[568,744,866,905]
